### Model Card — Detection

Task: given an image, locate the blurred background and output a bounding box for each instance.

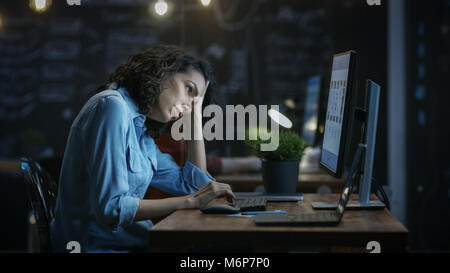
[0,0,449,252]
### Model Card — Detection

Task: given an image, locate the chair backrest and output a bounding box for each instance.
[21,157,58,253]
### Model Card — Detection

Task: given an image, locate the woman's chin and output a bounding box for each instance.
[162,116,175,123]
[148,113,169,123]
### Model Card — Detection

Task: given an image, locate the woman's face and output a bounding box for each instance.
[149,69,207,123]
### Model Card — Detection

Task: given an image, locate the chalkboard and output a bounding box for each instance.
[0,0,386,161]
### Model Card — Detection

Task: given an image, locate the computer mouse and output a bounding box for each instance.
[200,204,241,214]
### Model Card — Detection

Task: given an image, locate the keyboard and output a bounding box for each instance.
[286,213,336,221]
[233,196,267,212]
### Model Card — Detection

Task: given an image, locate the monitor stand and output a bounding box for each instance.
[312,80,386,210]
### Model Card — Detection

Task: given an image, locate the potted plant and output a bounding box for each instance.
[245,128,306,193]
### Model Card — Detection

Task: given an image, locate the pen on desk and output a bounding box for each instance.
[241,210,286,215]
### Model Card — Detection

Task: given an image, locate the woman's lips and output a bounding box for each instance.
[170,107,183,121]
[172,105,184,120]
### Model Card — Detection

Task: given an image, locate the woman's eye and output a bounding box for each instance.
[186,85,193,94]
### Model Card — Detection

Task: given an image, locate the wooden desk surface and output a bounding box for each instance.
[149,194,408,253]
[0,160,21,173]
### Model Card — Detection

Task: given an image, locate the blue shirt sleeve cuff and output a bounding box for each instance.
[182,160,216,191]
[118,195,140,226]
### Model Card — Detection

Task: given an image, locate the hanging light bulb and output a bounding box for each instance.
[284,98,296,109]
[154,0,168,16]
[29,0,51,13]
[200,0,211,7]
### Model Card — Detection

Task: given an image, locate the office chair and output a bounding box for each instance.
[21,157,58,253]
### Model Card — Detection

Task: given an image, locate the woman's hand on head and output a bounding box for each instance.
[186,181,235,209]
[191,96,204,117]
[190,80,208,118]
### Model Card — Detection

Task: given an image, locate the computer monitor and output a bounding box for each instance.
[320,51,358,178]
[315,50,385,210]
[301,75,322,147]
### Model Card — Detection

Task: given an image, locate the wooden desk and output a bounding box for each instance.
[214,172,345,193]
[149,194,408,253]
[0,160,21,173]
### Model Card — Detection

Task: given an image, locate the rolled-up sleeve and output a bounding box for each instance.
[149,147,216,196]
[81,95,139,227]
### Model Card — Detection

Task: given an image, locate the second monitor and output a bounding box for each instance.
[314,50,385,210]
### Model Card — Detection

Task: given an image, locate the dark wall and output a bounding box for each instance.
[0,0,387,176]
[405,0,450,252]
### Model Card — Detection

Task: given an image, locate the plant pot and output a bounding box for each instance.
[262,160,300,193]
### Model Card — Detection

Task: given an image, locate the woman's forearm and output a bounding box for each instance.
[135,181,235,222]
[187,139,207,172]
[186,100,207,172]
[134,196,195,222]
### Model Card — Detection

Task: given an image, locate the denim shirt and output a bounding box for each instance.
[50,87,215,253]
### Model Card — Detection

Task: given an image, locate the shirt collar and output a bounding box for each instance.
[112,84,147,130]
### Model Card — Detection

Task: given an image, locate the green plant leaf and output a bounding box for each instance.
[244,128,306,162]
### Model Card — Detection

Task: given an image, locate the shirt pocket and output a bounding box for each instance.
[126,146,145,173]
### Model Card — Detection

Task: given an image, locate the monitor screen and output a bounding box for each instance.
[320,52,354,174]
[302,75,321,146]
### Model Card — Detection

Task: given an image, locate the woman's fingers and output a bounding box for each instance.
[219,189,235,203]
[197,181,232,196]
[220,183,235,201]
[212,182,235,199]
[193,181,235,208]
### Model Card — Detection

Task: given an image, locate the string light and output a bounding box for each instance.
[200,0,211,7]
[154,0,168,16]
[29,0,51,13]
[284,98,296,109]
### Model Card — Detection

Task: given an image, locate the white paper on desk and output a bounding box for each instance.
[227,213,255,218]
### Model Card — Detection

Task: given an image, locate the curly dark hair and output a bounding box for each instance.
[96,44,217,137]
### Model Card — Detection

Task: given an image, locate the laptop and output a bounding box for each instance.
[253,182,352,226]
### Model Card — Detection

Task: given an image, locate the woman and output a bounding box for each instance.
[50,45,235,253]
